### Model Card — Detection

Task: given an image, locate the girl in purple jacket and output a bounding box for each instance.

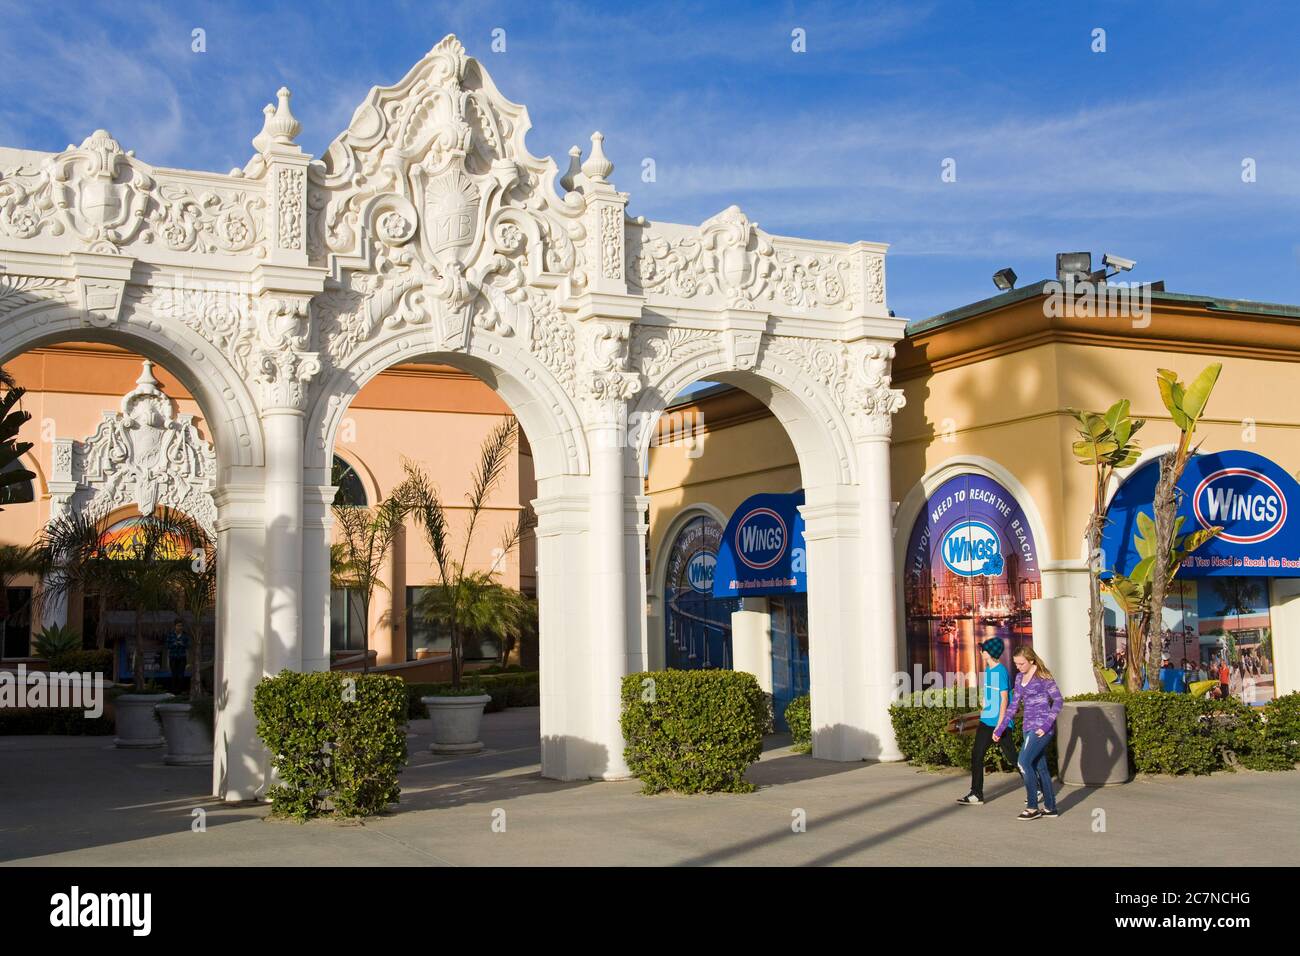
[993,646,1063,820]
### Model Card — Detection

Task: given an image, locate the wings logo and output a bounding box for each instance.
[940,520,1004,577]
[1193,468,1287,544]
[686,550,717,593]
[734,507,788,570]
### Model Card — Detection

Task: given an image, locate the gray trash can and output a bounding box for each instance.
[1057,700,1131,786]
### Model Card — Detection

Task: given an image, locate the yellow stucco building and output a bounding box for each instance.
[647,279,1300,710]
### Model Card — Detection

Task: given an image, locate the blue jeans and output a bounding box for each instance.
[1018,729,1056,811]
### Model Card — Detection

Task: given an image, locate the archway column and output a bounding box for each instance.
[801,434,903,763]
[301,484,335,674]
[586,418,633,779]
[533,481,596,780]
[262,407,305,676]
[212,481,269,801]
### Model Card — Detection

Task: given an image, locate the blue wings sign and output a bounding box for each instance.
[712,492,807,597]
[1101,450,1300,578]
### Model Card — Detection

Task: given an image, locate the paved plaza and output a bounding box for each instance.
[2,708,1296,866]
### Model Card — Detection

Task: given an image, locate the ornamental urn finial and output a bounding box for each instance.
[560,145,582,193]
[253,87,302,152]
[581,132,613,183]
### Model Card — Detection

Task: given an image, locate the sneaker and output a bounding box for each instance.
[1017,809,1043,821]
[1040,808,1059,819]
[956,792,984,806]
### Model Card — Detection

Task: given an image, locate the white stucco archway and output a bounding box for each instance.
[0,34,909,797]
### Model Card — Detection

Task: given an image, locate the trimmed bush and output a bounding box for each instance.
[48,649,113,677]
[1257,692,1300,768]
[785,694,811,753]
[253,671,408,820]
[1069,691,1230,775]
[0,707,113,736]
[620,669,768,794]
[889,689,1028,771]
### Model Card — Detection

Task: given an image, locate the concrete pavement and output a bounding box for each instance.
[2,707,1296,866]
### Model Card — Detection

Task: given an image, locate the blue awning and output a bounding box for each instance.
[712,491,807,597]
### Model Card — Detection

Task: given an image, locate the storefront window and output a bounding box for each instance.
[1103,577,1275,704]
[769,593,809,731]
[664,514,736,670]
[405,586,502,661]
[904,474,1042,681]
[330,588,367,652]
[332,456,367,507]
[2,586,32,657]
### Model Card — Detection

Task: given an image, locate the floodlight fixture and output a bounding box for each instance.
[1056,252,1092,282]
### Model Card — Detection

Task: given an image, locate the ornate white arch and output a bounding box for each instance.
[0,279,264,470]
[628,330,900,490]
[305,324,589,483]
[0,32,912,794]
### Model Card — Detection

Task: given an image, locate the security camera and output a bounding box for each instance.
[1103,253,1136,273]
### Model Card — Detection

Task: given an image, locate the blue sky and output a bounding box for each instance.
[2,0,1298,320]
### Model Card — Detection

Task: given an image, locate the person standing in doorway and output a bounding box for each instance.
[995,646,1063,820]
[165,619,191,694]
[956,638,1018,806]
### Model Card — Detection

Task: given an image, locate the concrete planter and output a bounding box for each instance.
[156,702,214,766]
[1057,700,1131,786]
[422,694,491,754]
[113,693,171,749]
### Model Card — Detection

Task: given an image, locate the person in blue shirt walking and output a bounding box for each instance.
[956,638,1018,806]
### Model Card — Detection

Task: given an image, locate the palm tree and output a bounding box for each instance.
[330,490,407,673]
[40,508,196,691]
[412,572,533,666]
[0,366,36,512]
[173,516,217,699]
[399,419,523,687]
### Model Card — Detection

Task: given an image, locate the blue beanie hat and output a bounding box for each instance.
[980,638,1004,659]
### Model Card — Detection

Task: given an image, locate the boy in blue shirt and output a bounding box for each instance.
[956,638,1019,805]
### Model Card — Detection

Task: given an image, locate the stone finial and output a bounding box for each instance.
[135,359,162,392]
[560,145,582,193]
[253,87,302,152]
[251,104,276,153]
[581,132,613,183]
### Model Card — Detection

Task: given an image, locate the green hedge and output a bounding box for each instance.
[253,671,408,820]
[785,694,812,753]
[0,708,113,736]
[620,670,768,794]
[1257,692,1300,768]
[889,688,1300,776]
[889,690,1030,772]
[406,671,539,718]
[48,649,114,677]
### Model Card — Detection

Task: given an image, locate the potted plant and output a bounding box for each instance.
[40,508,194,748]
[156,516,216,765]
[399,421,523,753]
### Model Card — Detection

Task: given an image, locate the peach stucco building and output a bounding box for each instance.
[0,343,535,672]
